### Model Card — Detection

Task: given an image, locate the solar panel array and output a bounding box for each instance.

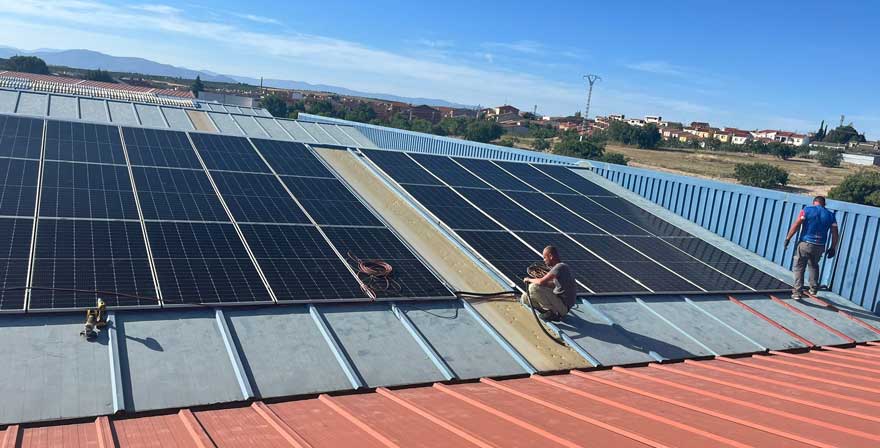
[0,115,451,311]
[363,149,790,295]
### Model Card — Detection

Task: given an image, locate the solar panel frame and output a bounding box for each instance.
[493,161,574,194]
[189,132,271,174]
[251,138,335,178]
[122,127,202,169]
[452,157,536,192]
[132,166,230,222]
[0,115,44,160]
[532,165,617,196]
[455,187,553,232]
[0,157,39,217]
[280,176,384,227]
[402,184,502,231]
[38,161,139,220]
[0,217,33,310]
[407,153,491,188]
[44,120,126,165]
[362,149,444,186]
[503,191,604,234]
[210,171,310,224]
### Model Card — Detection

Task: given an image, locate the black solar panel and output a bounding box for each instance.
[493,162,573,194]
[503,191,604,234]
[456,187,553,232]
[620,236,748,291]
[589,196,693,237]
[281,176,383,227]
[453,158,535,191]
[190,133,270,173]
[132,167,228,222]
[0,217,32,310]
[29,219,157,309]
[533,165,616,196]
[240,224,367,301]
[39,161,139,220]
[403,184,501,231]
[663,237,790,290]
[210,171,309,224]
[569,235,651,262]
[362,149,444,186]
[322,226,451,298]
[122,127,202,169]
[408,153,491,188]
[0,157,38,217]
[252,139,334,178]
[0,115,43,159]
[451,230,538,290]
[147,221,271,304]
[549,194,650,236]
[44,121,126,165]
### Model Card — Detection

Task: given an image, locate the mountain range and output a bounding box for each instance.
[0,47,472,108]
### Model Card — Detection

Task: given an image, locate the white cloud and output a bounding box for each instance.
[625,60,688,77]
[234,13,281,25]
[483,40,545,55]
[128,4,181,15]
[414,39,454,49]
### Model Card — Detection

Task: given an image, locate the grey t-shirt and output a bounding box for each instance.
[549,262,577,309]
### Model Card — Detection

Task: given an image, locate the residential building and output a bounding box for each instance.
[407,104,442,123]
[608,114,626,121]
[627,118,646,127]
[731,130,752,145]
[714,130,733,143]
[645,115,662,124]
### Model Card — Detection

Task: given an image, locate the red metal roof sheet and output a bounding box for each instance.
[4,345,879,447]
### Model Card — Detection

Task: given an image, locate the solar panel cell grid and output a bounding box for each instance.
[281,176,383,227]
[133,167,229,222]
[503,191,604,234]
[549,194,651,236]
[122,127,202,169]
[402,184,501,231]
[210,171,309,224]
[251,139,334,178]
[456,187,552,232]
[533,165,616,196]
[0,157,38,217]
[408,153,490,188]
[453,157,534,191]
[190,133,270,173]
[0,217,32,309]
[493,161,573,194]
[0,115,43,159]
[44,121,126,165]
[362,149,443,186]
[29,219,157,308]
[39,161,139,220]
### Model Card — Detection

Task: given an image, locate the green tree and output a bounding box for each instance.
[343,103,376,123]
[828,171,880,206]
[84,69,115,83]
[733,163,789,188]
[190,75,205,95]
[409,118,433,133]
[532,138,550,151]
[552,136,605,160]
[816,148,843,167]
[767,142,796,160]
[464,120,504,143]
[824,125,865,144]
[261,94,288,118]
[600,152,629,165]
[4,55,49,74]
[439,117,468,136]
[308,100,335,116]
[815,120,826,141]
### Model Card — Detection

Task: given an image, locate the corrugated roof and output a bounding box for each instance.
[3,346,879,447]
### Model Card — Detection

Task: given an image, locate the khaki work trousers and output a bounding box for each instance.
[793,241,824,292]
[520,283,568,315]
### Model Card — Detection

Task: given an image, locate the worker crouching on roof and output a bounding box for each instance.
[784,196,839,299]
[522,245,577,321]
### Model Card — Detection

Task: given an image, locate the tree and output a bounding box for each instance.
[409,118,433,133]
[84,69,115,83]
[464,120,504,143]
[824,125,864,144]
[552,136,605,160]
[814,120,827,141]
[733,163,789,189]
[532,138,550,151]
[439,117,468,136]
[767,142,796,160]
[828,171,880,206]
[600,152,629,165]
[636,123,662,149]
[190,75,205,95]
[261,94,288,118]
[4,55,49,74]
[705,138,722,151]
[343,103,377,123]
[816,148,843,167]
[308,100,335,116]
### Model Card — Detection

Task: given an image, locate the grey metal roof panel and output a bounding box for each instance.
[558,302,657,366]
[0,314,114,425]
[279,120,317,143]
[48,94,78,120]
[79,98,109,122]
[339,126,377,148]
[256,108,272,117]
[321,124,359,146]
[684,295,805,350]
[117,309,244,412]
[208,112,243,135]
[16,92,48,116]
[254,117,292,140]
[134,104,167,128]
[298,121,336,145]
[107,101,139,125]
[232,114,268,138]
[789,298,879,342]
[225,105,243,114]
[737,294,849,346]
[224,307,353,398]
[206,103,227,112]
[0,89,18,113]
[161,106,194,130]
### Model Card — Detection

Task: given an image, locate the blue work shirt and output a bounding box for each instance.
[799,205,837,246]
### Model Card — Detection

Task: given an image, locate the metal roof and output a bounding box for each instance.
[3,346,879,448]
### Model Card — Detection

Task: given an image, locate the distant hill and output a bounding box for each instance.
[0,47,474,108]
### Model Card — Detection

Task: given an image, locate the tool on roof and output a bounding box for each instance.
[81,298,107,340]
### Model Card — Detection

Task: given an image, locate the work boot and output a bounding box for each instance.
[791,289,804,300]
[808,287,819,295]
[539,310,562,321]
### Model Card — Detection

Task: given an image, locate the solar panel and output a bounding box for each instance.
[122,127,202,169]
[322,226,451,298]
[447,230,537,289]
[533,165,616,196]
[210,171,309,224]
[44,121,126,165]
[39,161,139,220]
[0,217,32,309]
[281,176,383,227]
[402,184,501,231]
[252,139,334,178]
[456,187,553,232]
[29,219,157,309]
[503,191,604,234]
[493,162,573,194]
[408,153,491,188]
[362,149,443,186]
[147,221,271,304]
[0,115,43,159]
[549,194,650,236]
[0,157,38,217]
[240,224,367,301]
[588,196,692,237]
[132,166,229,222]
[663,237,790,290]
[452,158,535,191]
[189,133,270,173]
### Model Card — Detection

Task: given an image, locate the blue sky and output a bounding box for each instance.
[0,1,877,138]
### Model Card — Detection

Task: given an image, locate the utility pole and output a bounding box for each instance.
[583,74,601,123]
[839,114,845,128]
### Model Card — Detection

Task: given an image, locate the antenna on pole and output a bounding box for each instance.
[583,74,601,123]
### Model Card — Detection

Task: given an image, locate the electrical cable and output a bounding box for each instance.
[524,262,566,345]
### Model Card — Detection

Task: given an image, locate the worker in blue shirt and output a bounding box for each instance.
[783,196,839,298]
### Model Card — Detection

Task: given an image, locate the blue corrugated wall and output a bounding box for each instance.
[591,162,880,314]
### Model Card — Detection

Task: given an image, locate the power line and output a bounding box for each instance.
[583,74,601,123]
